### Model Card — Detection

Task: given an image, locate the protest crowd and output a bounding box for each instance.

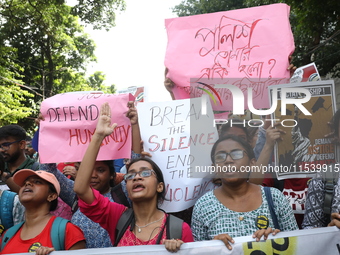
[1,90,340,254]
[1,4,340,255]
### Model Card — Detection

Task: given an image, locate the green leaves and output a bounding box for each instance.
[0,84,35,126]
[71,0,126,31]
[172,0,245,17]
[0,0,124,131]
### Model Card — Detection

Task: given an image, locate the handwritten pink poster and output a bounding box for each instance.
[39,92,134,163]
[165,3,295,117]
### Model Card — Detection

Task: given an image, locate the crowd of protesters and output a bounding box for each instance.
[1,80,340,253]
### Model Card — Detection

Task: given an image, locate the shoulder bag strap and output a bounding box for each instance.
[264,186,280,229]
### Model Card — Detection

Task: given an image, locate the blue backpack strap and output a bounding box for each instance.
[0,190,17,230]
[1,221,24,250]
[264,186,280,229]
[51,217,69,251]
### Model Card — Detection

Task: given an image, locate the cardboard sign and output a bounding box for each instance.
[137,98,218,212]
[39,92,134,163]
[165,3,294,118]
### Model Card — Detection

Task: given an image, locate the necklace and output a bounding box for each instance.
[135,213,164,233]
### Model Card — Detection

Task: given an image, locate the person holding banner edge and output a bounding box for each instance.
[191,135,298,250]
[74,102,193,252]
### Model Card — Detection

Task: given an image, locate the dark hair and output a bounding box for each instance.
[247,126,259,139]
[47,182,59,211]
[297,118,312,138]
[210,134,255,164]
[102,160,116,187]
[0,124,27,141]
[219,119,249,140]
[126,157,166,204]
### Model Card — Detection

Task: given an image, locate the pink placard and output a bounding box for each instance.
[165,3,295,116]
[39,92,134,163]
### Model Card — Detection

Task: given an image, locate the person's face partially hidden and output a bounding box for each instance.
[90,161,113,194]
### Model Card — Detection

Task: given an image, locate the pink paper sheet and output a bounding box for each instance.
[39,93,134,163]
[165,3,295,117]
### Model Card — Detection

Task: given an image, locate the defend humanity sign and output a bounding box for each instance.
[38,92,134,163]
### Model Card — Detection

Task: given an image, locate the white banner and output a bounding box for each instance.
[137,98,219,212]
[7,227,340,255]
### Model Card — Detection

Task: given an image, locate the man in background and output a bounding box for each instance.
[0,124,39,192]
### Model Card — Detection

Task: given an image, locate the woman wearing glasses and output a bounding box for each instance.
[37,101,139,249]
[74,103,193,252]
[191,135,298,250]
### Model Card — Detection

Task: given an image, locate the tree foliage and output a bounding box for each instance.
[0,46,36,125]
[86,71,117,93]
[173,0,245,17]
[0,85,35,126]
[0,1,97,99]
[172,0,340,78]
[0,0,123,131]
[71,0,126,30]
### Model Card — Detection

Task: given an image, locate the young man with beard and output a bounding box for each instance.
[0,125,39,193]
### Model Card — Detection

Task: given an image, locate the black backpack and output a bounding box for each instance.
[113,208,183,247]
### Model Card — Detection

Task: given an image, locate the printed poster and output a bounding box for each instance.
[269,80,336,179]
[290,62,321,83]
[117,86,144,103]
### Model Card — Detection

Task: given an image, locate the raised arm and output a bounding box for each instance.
[126,101,142,154]
[250,123,285,185]
[74,102,117,204]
